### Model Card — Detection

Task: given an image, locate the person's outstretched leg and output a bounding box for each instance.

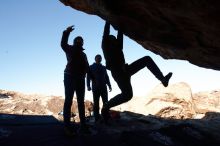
[128,56,172,87]
[101,71,133,122]
[106,82,132,108]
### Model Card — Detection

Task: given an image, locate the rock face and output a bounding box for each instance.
[193,90,220,114]
[113,82,220,120]
[145,82,196,119]
[113,82,196,119]
[60,0,220,70]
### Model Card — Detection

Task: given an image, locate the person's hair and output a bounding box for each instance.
[74,36,83,44]
[95,54,102,60]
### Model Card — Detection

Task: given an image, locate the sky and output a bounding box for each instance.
[1,0,220,101]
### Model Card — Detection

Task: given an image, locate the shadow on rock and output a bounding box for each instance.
[1,111,220,146]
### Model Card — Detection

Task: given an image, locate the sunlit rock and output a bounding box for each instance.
[113,82,196,119]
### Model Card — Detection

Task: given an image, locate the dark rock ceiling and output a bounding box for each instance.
[60,0,220,70]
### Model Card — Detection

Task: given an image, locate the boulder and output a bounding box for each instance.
[193,90,220,113]
[113,82,196,119]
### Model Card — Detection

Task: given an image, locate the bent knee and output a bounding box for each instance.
[122,91,133,102]
[143,56,152,61]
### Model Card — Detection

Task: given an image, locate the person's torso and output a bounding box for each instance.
[64,45,88,77]
[90,63,107,89]
[102,39,125,70]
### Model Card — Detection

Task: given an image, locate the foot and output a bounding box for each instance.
[101,106,110,124]
[162,72,172,87]
[64,126,77,138]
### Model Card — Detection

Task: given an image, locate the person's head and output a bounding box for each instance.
[74,36,84,47]
[95,54,102,64]
[107,35,118,47]
[108,35,116,42]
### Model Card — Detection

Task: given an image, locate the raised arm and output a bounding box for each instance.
[117,29,123,50]
[61,25,74,52]
[103,21,110,38]
[102,21,111,50]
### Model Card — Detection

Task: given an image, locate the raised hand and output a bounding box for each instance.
[66,25,74,32]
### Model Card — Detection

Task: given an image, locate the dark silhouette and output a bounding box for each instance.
[87,54,112,122]
[61,25,90,136]
[101,21,173,122]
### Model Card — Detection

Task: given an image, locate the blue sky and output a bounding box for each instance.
[1,0,220,100]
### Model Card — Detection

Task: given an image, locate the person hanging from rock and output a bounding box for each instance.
[87,54,112,123]
[101,21,173,123]
[61,25,91,136]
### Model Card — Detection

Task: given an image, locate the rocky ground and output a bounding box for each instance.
[1,82,220,146]
[0,89,93,122]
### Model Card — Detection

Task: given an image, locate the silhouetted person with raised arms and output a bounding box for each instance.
[61,25,90,136]
[87,54,112,122]
[101,21,173,122]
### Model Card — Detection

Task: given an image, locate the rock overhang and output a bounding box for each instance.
[60,0,220,70]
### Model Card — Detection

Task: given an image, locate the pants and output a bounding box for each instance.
[106,56,164,109]
[92,87,108,121]
[63,73,85,127]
